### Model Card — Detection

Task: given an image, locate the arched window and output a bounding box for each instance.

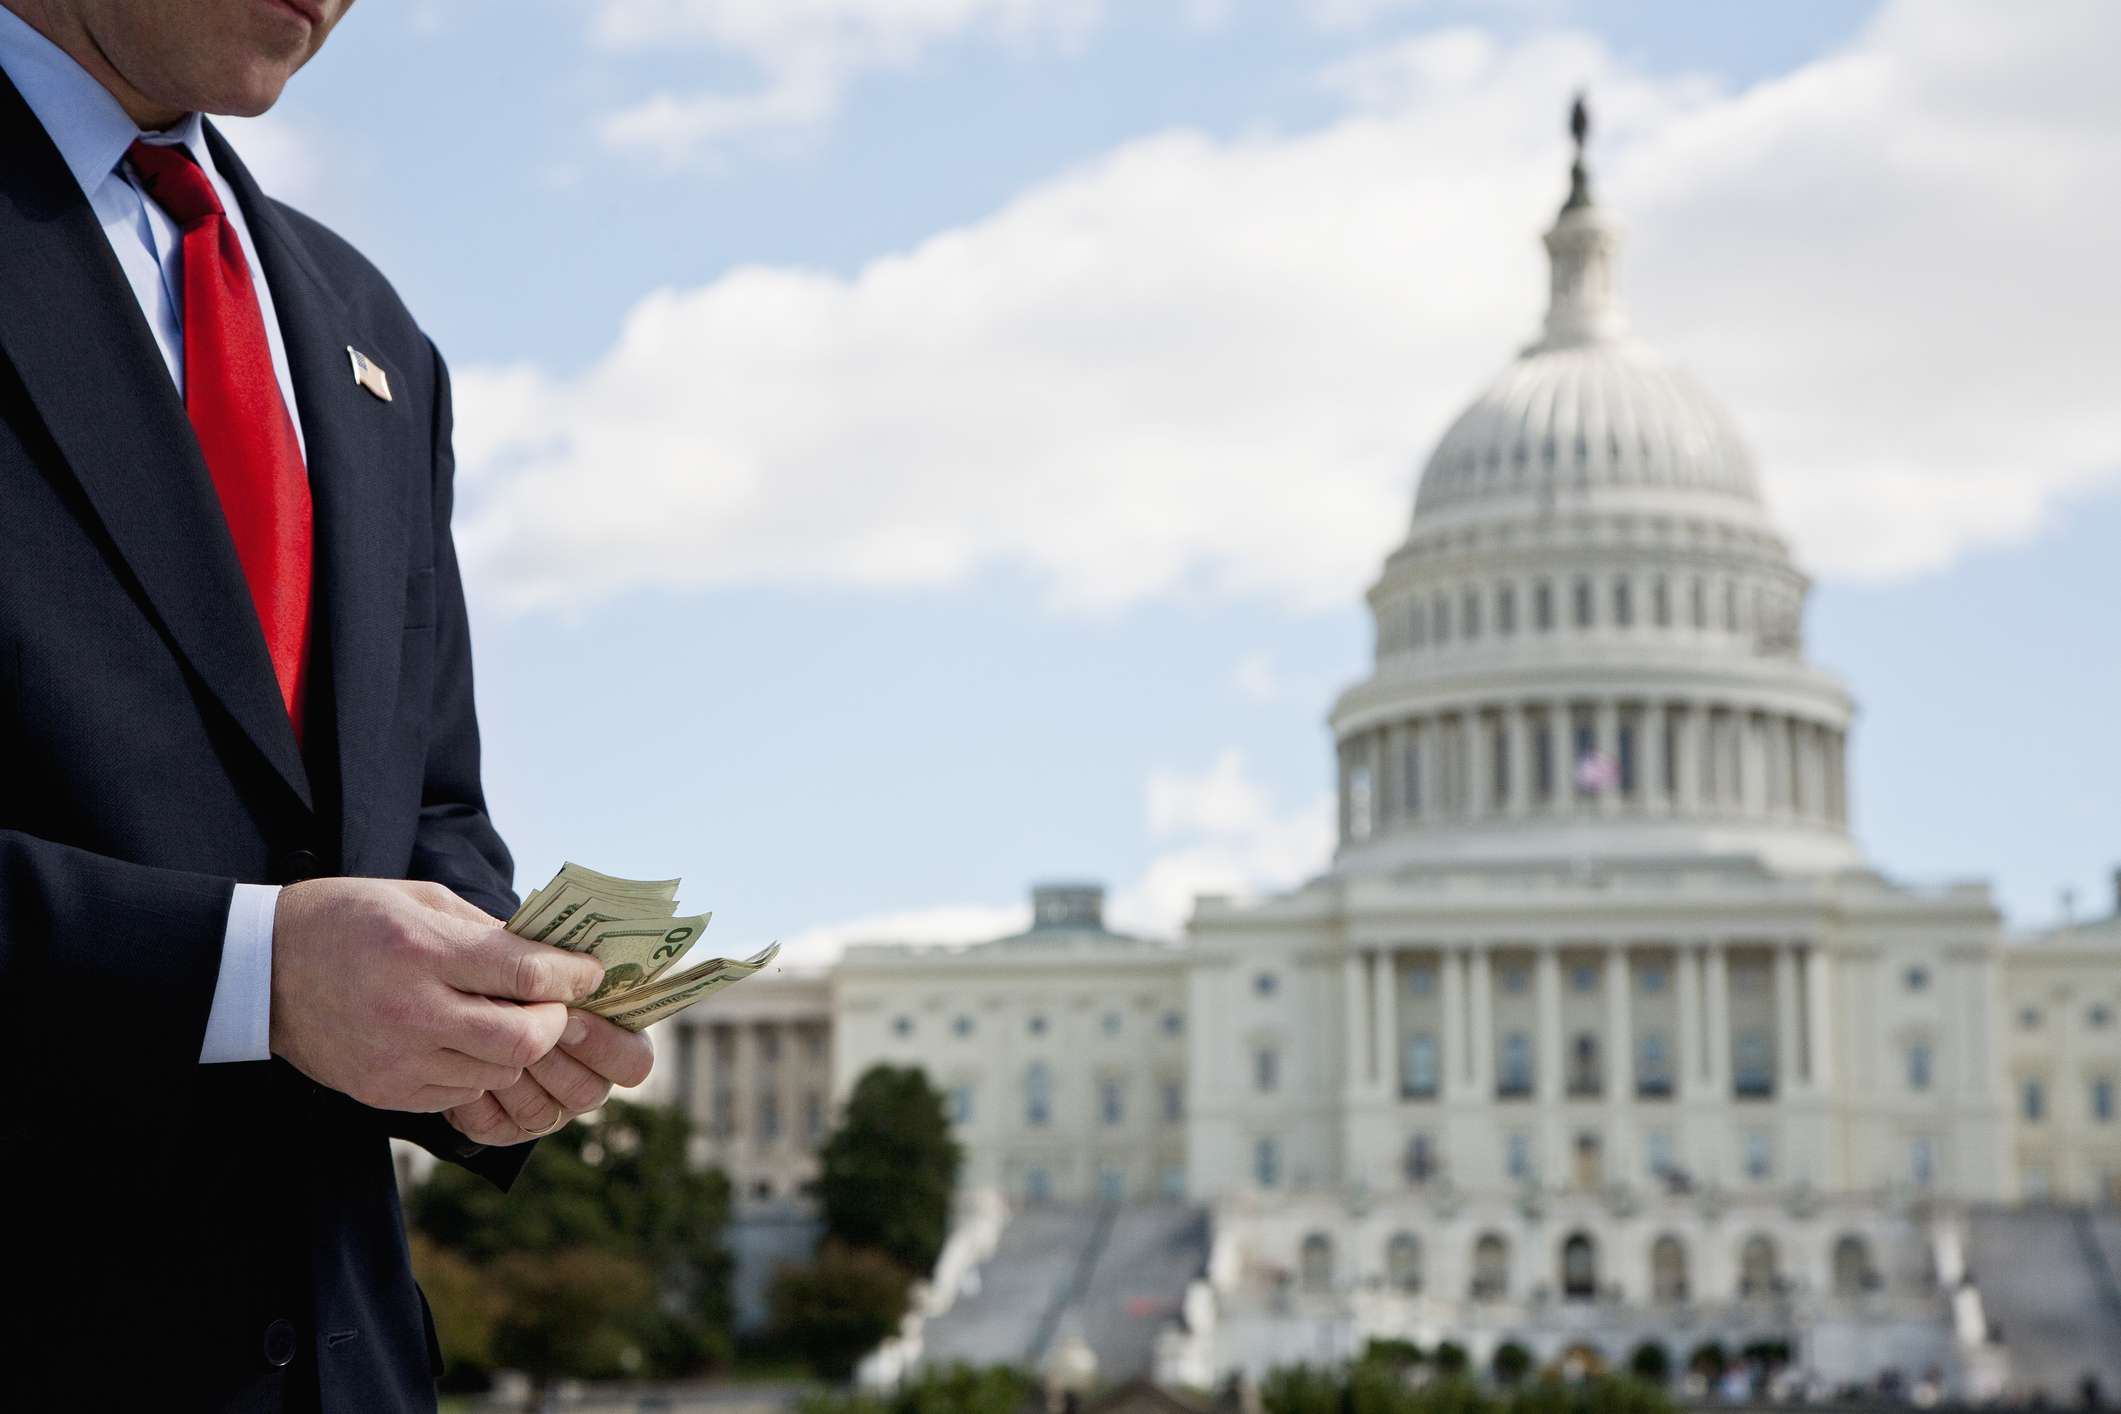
[1471,1232,1510,1302]
[1386,1232,1423,1293]
[1561,1231,1598,1300]
[1299,1232,1334,1293]
[1738,1234,1779,1299]
[1650,1234,1688,1304]
[1831,1234,1874,1298]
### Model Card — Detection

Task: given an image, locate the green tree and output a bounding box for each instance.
[1491,1342,1534,1386]
[769,1241,917,1380]
[817,1065,963,1275]
[797,1364,1033,1414]
[405,1099,733,1381]
[408,1235,505,1389]
[1433,1342,1471,1377]
[1627,1343,1670,1386]
[489,1247,656,1385]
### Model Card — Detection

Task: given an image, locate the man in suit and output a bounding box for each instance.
[0,1,656,1407]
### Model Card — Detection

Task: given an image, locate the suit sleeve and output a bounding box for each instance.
[385,338,535,1187]
[0,834,232,1122]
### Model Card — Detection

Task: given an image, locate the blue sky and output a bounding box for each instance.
[232,0,2120,955]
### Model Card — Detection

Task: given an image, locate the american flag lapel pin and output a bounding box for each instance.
[346,346,392,402]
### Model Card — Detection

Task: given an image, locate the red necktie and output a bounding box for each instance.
[127,140,313,742]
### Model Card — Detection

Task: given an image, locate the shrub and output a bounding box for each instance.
[1627,1343,1670,1386]
[1491,1342,1534,1386]
[770,1241,917,1380]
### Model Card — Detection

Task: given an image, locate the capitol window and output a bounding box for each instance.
[1097,1168,1125,1202]
[1161,1010,1184,1037]
[1025,1063,1051,1127]
[1407,965,1435,996]
[1907,1042,1933,1092]
[1101,1012,1121,1037]
[1254,971,1279,998]
[1742,1130,1772,1182]
[1346,764,1374,841]
[1432,593,1451,644]
[1637,1033,1671,1097]
[1162,1079,1183,1123]
[1100,1077,1124,1126]
[2092,1005,2114,1030]
[1723,580,1740,631]
[1497,584,1517,635]
[1690,576,1707,628]
[1639,963,1668,993]
[2019,1006,2042,1031]
[1734,1031,1773,1097]
[1254,1138,1281,1189]
[1644,1129,1675,1180]
[949,1084,974,1124]
[1570,963,1598,994]
[1534,580,1554,631]
[1613,576,1633,627]
[1499,1032,1533,1097]
[1652,575,1671,627]
[2023,1077,2046,1123]
[952,1014,975,1038]
[1904,965,1930,993]
[1502,965,1530,995]
[1910,1135,1937,1188]
[1462,588,1482,640]
[1254,1045,1281,1093]
[1505,1132,1532,1181]
[2093,1077,2115,1123]
[1574,576,1594,628]
[892,1015,914,1038]
[1404,1034,1439,1098]
[1029,1014,1049,1036]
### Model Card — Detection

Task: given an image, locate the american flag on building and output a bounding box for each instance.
[1575,749,1620,793]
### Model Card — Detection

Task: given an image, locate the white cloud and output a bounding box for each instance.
[1118,750,1334,935]
[459,0,2121,616]
[593,0,1105,161]
[776,900,1031,971]
[774,751,1331,959]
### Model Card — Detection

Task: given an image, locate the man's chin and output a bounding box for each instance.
[198,73,297,119]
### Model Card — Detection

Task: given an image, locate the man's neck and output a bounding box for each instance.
[0,0,184,128]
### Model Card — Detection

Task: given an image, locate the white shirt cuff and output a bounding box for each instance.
[201,883,279,1064]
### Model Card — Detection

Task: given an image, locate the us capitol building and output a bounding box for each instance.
[643,106,2121,1395]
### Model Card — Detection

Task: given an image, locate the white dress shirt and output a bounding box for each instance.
[0,6,304,1064]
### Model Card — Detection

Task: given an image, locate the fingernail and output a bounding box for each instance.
[563,1014,588,1046]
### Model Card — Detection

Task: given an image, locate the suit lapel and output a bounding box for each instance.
[0,72,311,812]
[207,122,405,869]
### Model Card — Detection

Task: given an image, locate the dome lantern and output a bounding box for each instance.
[1539,94,1626,351]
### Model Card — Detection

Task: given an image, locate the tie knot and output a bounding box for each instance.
[126,140,223,228]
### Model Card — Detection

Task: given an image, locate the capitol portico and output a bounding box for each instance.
[650,102,2121,1398]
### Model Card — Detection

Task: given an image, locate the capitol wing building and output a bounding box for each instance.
[652,112,2121,1396]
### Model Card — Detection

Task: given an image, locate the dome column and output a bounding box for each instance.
[1597,698,1622,815]
[1507,706,1534,816]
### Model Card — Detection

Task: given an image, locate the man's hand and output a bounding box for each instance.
[269,878,605,1112]
[443,1010,654,1146]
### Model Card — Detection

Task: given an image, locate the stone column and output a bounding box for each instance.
[1704,945,1731,1098]
[1805,944,1835,1089]
[1418,716,1440,824]
[1740,712,1768,818]
[1507,706,1534,816]
[1552,698,1575,813]
[1466,710,1491,818]
[1606,944,1634,1102]
[1676,944,1702,1098]
[1644,700,1668,814]
[1468,945,1495,1098]
[1372,948,1397,1098]
[1439,942,1465,1096]
[1776,942,1803,1097]
[1605,943,1634,1187]
[1342,951,1368,1094]
[1596,698,1622,815]
[1537,945,1565,1103]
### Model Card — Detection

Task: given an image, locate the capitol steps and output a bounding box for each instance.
[1966,1208,2121,1399]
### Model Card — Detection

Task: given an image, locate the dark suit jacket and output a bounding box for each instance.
[0,71,528,1412]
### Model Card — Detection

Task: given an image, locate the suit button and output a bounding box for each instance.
[262,1318,298,1369]
[274,848,322,884]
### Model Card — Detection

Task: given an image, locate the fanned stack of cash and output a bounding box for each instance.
[503,862,779,1032]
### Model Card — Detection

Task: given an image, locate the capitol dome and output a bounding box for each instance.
[1329,99,1859,875]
